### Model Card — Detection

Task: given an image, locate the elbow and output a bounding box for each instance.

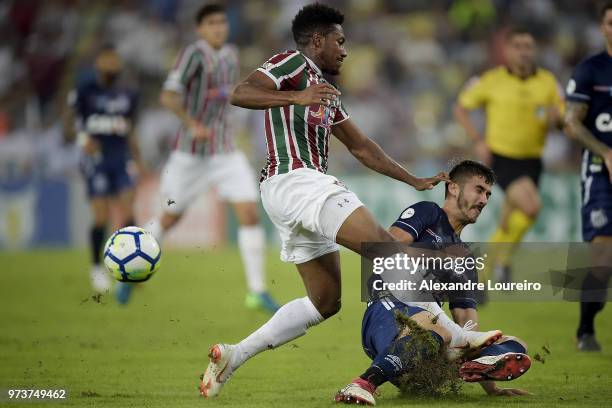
[563,120,578,140]
[229,84,243,107]
[350,146,369,165]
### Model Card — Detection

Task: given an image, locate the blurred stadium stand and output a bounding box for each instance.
[0,0,603,249]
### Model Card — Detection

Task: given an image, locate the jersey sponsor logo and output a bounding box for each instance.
[590,208,609,229]
[307,104,335,128]
[401,208,415,219]
[595,113,612,132]
[566,79,576,95]
[86,114,131,135]
[95,95,130,113]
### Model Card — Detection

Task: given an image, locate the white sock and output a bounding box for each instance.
[145,218,164,243]
[408,301,465,347]
[230,296,323,370]
[237,225,266,293]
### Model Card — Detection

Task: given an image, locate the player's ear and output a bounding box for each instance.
[312,32,323,48]
[448,182,459,197]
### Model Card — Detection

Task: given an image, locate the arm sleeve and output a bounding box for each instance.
[163,45,202,93]
[391,201,439,240]
[256,52,307,90]
[565,61,592,103]
[457,74,489,109]
[333,98,350,125]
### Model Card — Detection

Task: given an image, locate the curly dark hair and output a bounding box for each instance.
[291,3,344,46]
[445,160,496,197]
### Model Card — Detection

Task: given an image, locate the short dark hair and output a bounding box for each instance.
[291,3,344,47]
[445,160,496,198]
[506,26,534,41]
[600,1,612,20]
[195,4,225,25]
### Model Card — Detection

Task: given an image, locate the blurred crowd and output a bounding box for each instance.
[0,0,608,183]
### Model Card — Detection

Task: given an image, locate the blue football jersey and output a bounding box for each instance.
[566,52,612,241]
[69,81,138,162]
[391,201,461,245]
[369,201,477,309]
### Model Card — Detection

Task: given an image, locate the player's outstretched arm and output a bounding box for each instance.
[565,101,612,182]
[332,118,448,191]
[230,70,340,110]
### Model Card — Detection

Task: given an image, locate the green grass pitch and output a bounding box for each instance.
[1,248,611,407]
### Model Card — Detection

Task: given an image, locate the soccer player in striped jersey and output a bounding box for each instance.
[145,4,280,313]
[199,3,447,398]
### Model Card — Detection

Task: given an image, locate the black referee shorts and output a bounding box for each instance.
[491,153,542,191]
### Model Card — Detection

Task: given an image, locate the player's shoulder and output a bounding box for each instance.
[221,43,239,59]
[462,66,501,88]
[398,201,441,219]
[574,52,609,73]
[479,66,507,81]
[181,41,202,56]
[262,50,305,68]
[77,79,98,94]
[535,67,557,80]
[535,68,560,86]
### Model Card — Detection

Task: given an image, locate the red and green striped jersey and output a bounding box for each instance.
[257,50,349,181]
[164,39,239,157]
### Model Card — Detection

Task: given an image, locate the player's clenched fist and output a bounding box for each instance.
[293,83,341,106]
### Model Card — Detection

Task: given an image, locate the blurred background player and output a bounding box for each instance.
[336,161,530,405]
[144,4,279,313]
[63,45,146,298]
[564,2,612,352]
[454,28,564,283]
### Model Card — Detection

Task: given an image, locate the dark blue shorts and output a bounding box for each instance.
[81,154,134,198]
[582,175,612,241]
[361,298,425,361]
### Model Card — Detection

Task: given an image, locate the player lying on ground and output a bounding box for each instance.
[335,161,532,405]
[199,3,448,398]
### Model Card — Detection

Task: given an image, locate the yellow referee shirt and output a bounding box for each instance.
[458,66,563,159]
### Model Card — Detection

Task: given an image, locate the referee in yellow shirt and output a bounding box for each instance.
[454,27,564,282]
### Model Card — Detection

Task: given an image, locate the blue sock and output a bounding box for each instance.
[365,331,444,386]
[479,340,525,357]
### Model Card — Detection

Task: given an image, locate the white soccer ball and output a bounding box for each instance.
[103,226,161,282]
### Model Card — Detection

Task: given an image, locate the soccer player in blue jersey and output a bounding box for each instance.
[564,2,612,352]
[335,161,531,405]
[64,45,146,300]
